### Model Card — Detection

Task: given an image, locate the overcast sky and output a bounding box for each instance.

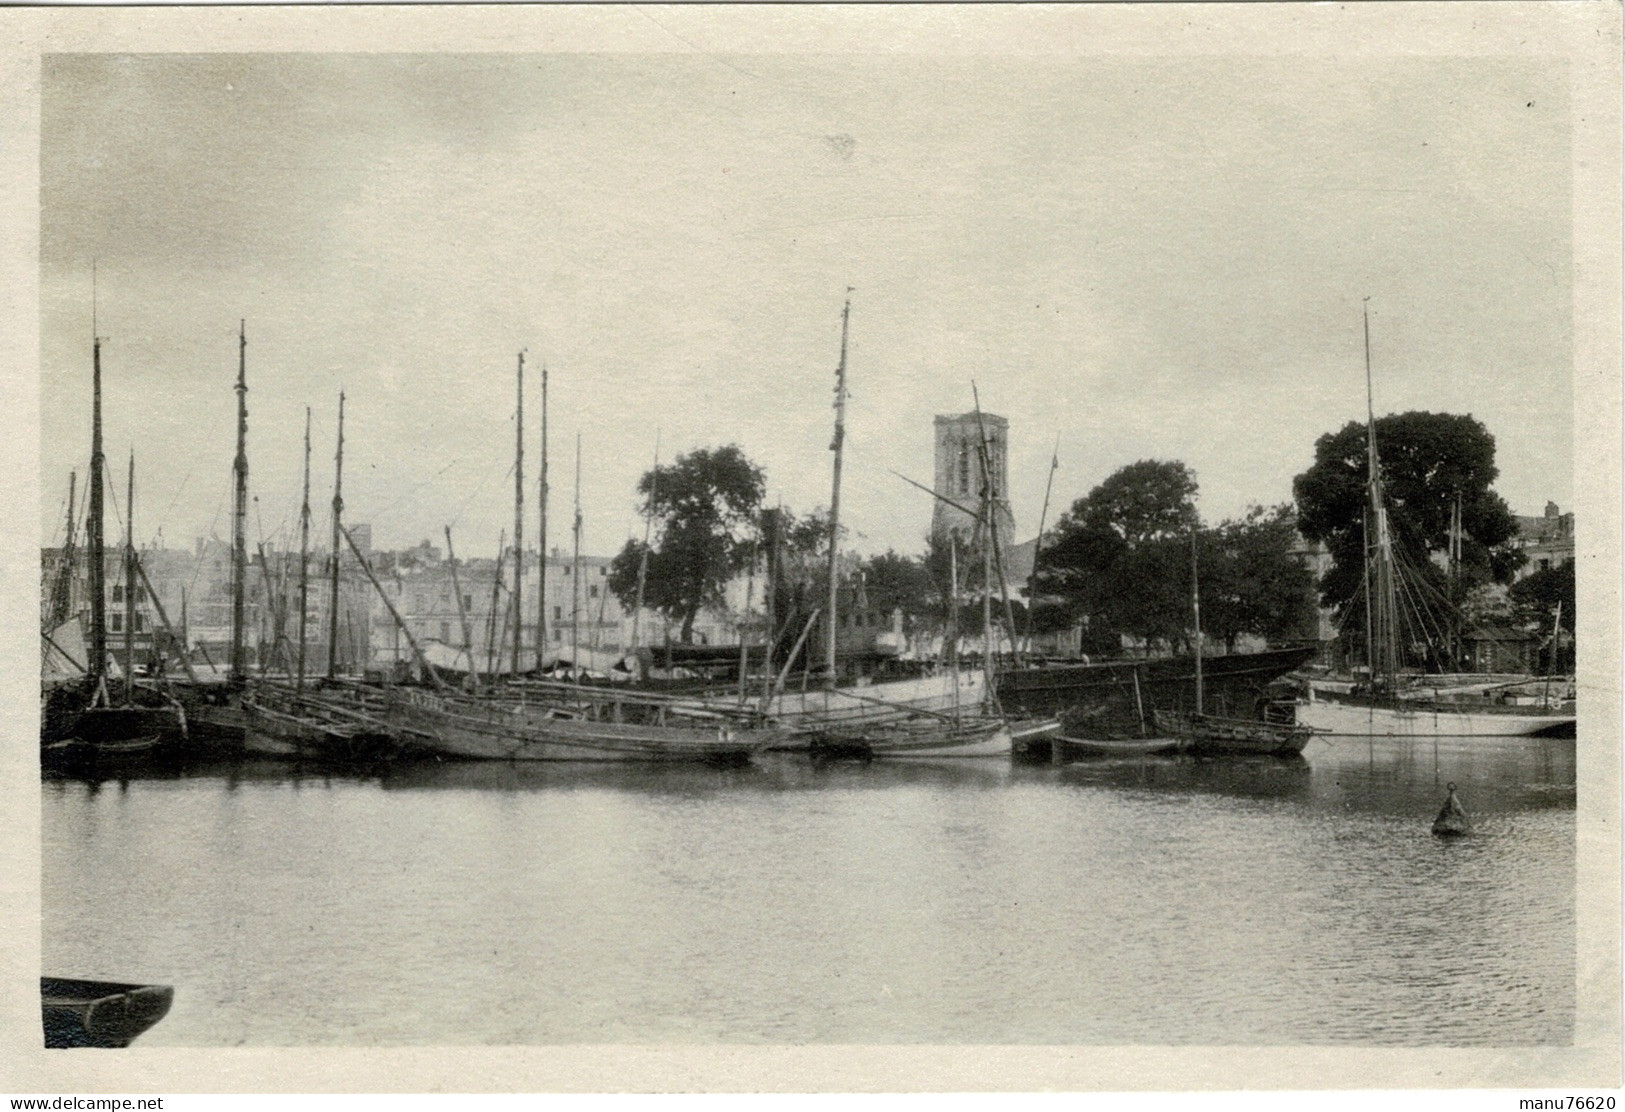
[40,52,1573,559]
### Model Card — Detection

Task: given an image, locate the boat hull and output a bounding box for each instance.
[758,669,990,733]
[1052,733,1183,757]
[1298,690,1576,737]
[997,646,1318,719]
[1154,709,1314,755]
[382,688,774,762]
[841,720,1012,759]
[41,703,185,768]
[42,978,173,1048]
[241,693,401,763]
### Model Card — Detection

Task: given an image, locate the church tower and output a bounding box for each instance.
[932,412,1014,550]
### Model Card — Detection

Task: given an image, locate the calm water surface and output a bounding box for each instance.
[42,734,1575,1046]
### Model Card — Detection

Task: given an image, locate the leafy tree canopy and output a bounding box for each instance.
[1037,460,1200,654]
[1068,459,1200,545]
[1509,560,1576,673]
[607,445,765,643]
[1198,504,1319,652]
[860,550,935,627]
[1292,411,1522,615]
[757,504,836,651]
[1509,560,1575,634]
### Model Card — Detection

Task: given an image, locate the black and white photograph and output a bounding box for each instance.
[4,2,1619,1098]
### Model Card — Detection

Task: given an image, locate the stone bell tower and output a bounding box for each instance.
[932,412,1014,550]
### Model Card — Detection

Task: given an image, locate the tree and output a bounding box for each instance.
[860,550,935,630]
[607,445,765,643]
[1509,561,1575,672]
[1292,412,1522,624]
[757,504,835,660]
[1199,505,1319,653]
[1037,460,1200,655]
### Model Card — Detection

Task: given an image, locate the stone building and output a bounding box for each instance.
[1513,501,1575,580]
[931,412,1014,551]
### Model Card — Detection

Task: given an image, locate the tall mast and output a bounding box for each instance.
[1542,600,1562,706]
[1362,300,1397,687]
[230,320,249,681]
[296,407,312,692]
[446,527,476,682]
[537,362,548,665]
[512,351,525,674]
[1191,528,1204,715]
[326,391,345,679]
[1447,490,1461,668]
[51,471,78,628]
[485,530,506,680]
[124,451,136,704]
[1023,437,1060,655]
[88,331,107,690]
[736,538,757,705]
[981,494,992,695]
[572,433,583,672]
[971,382,1020,667]
[824,291,852,687]
[949,531,960,716]
[760,502,780,708]
[631,432,660,651]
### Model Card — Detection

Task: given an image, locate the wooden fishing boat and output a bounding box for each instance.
[996,645,1318,721]
[756,668,992,737]
[805,711,1011,759]
[1152,708,1314,756]
[1296,686,1574,737]
[370,685,777,762]
[42,977,173,1048]
[41,332,186,761]
[1297,308,1576,740]
[752,302,1015,760]
[241,687,402,763]
[1052,732,1184,757]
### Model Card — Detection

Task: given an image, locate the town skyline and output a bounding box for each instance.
[42,53,1574,561]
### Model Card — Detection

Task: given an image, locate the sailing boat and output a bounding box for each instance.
[1295,306,1576,739]
[994,436,1315,723]
[237,390,409,763]
[743,296,1008,757]
[1152,531,1315,755]
[41,327,185,764]
[305,369,775,763]
[178,322,255,751]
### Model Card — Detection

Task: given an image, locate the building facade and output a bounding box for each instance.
[1513,501,1575,580]
[931,412,1014,551]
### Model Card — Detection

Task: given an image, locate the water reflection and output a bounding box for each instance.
[41,731,1575,1046]
[42,732,1575,812]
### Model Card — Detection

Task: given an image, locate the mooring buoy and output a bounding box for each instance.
[1432,781,1473,837]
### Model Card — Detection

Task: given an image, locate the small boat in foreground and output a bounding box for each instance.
[1052,732,1184,758]
[808,713,1013,759]
[42,977,173,1048]
[1153,708,1315,756]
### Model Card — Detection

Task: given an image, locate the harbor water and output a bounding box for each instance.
[41,733,1575,1046]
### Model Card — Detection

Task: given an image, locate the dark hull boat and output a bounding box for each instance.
[42,977,173,1048]
[241,687,403,764]
[1153,708,1314,756]
[370,685,779,763]
[42,330,188,768]
[996,645,1318,720]
[41,681,186,769]
[1051,733,1183,758]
